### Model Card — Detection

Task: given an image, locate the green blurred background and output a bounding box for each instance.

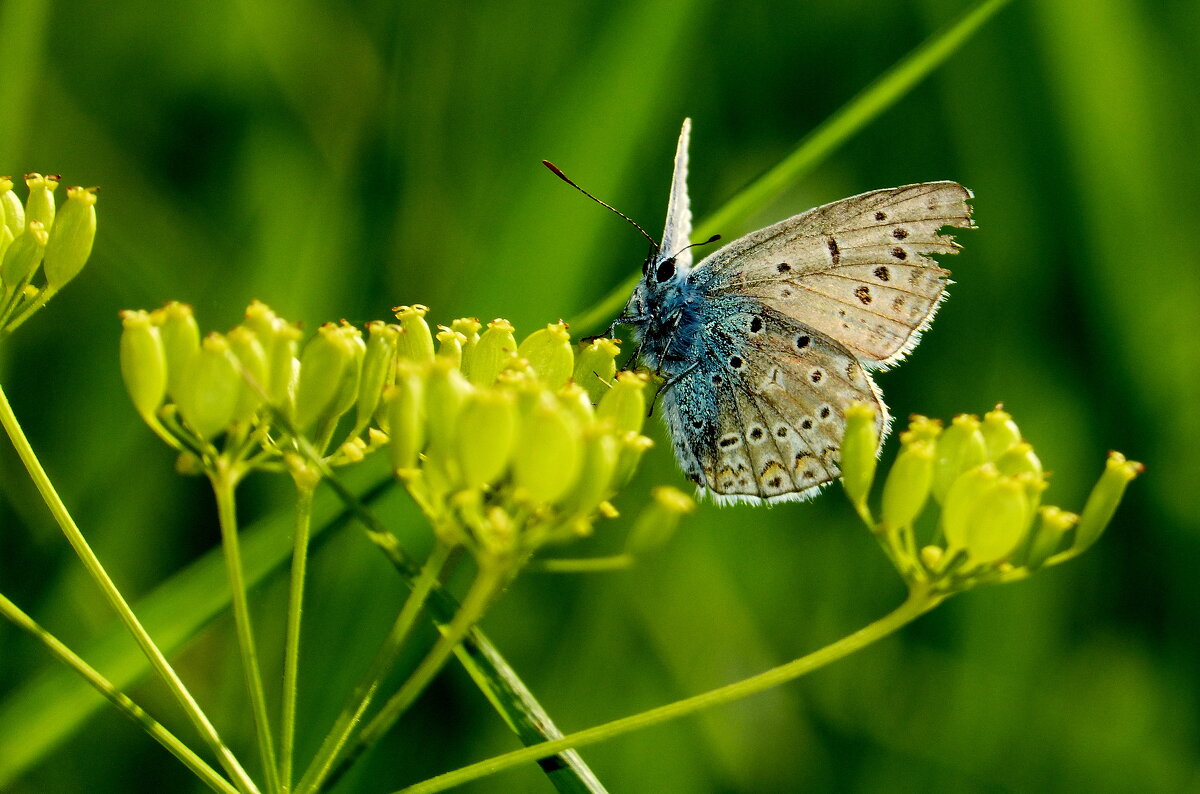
[1,0,1197,790]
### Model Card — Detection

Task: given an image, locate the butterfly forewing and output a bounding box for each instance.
[660,118,695,274]
[700,182,973,367]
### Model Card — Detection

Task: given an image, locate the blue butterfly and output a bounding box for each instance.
[559,119,974,503]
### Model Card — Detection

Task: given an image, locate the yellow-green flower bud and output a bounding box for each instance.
[425,358,473,461]
[265,322,301,408]
[454,389,517,488]
[1,221,47,289]
[226,326,268,425]
[933,414,988,502]
[881,438,935,529]
[435,327,466,367]
[242,300,283,343]
[559,430,620,516]
[942,464,1031,563]
[612,431,653,488]
[574,337,620,403]
[294,324,353,432]
[0,225,14,264]
[1074,451,1143,553]
[354,321,398,436]
[626,486,694,553]
[996,442,1046,516]
[450,317,481,348]
[513,392,582,503]
[23,173,59,229]
[839,401,879,511]
[176,334,243,440]
[387,365,425,471]
[517,321,573,390]
[43,186,97,290]
[941,464,996,551]
[119,310,168,422]
[153,301,201,400]
[919,545,945,571]
[1025,506,1078,569]
[1,177,25,237]
[995,441,1042,479]
[557,382,595,428]
[327,324,365,423]
[901,414,942,444]
[967,476,1031,562]
[394,304,434,363]
[981,404,1022,460]
[465,318,518,386]
[597,371,648,435]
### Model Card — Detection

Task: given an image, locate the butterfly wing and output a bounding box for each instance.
[660,301,888,503]
[697,182,974,368]
[659,118,694,275]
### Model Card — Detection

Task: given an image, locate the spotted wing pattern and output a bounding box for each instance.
[660,305,888,503]
[699,183,974,368]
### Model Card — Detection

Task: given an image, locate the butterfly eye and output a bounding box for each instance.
[641,253,654,275]
[654,257,676,283]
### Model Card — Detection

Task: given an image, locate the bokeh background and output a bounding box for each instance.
[1,0,1197,791]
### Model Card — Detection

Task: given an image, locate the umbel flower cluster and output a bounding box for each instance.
[0,174,98,335]
[841,403,1142,594]
[120,302,675,563]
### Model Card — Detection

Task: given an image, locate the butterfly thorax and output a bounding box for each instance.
[624,271,708,379]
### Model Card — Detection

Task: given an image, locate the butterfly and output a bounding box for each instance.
[552,119,974,504]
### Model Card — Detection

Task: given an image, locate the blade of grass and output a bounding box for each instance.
[569,0,1012,333]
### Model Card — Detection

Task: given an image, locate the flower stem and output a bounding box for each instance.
[398,586,943,794]
[317,564,508,793]
[0,591,240,794]
[296,542,453,794]
[0,382,260,794]
[279,479,316,792]
[211,464,280,794]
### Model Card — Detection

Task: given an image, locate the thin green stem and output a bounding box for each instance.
[398,586,944,794]
[296,542,454,794]
[317,564,509,793]
[568,0,1012,334]
[529,554,635,573]
[0,592,239,794]
[279,480,316,792]
[0,383,260,794]
[211,464,280,794]
[285,441,605,792]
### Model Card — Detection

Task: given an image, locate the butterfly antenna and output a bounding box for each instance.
[669,234,721,260]
[542,160,660,252]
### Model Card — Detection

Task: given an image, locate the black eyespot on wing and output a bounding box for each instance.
[655,256,676,283]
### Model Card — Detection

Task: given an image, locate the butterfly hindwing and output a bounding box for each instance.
[699,182,973,367]
[660,303,888,503]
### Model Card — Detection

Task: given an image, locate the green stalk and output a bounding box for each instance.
[313,467,606,792]
[0,382,260,794]
[211,464,280,794]
[398,586,944,794]
[315,563,508,793]
[0,592,239,794]
[279,480,316,792]
[569,0,1013,334]
[296,542,453,794]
